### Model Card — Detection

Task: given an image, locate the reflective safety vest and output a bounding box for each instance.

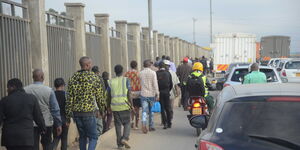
[191,71,209,97]
[109,77,130,111]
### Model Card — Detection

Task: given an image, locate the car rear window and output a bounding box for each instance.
[285,61,300,69]
[216,97,300,145]
[231,68,278,82]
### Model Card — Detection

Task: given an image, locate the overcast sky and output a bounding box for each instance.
[45,0,300,53]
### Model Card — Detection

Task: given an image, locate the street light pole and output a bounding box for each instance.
[193,18,197,44]
[210,0,213,44]
[148,0,154,60]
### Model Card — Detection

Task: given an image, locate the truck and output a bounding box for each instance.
[212,33,256,72]
[260,35,291,60]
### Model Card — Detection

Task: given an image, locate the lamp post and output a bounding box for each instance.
[148,0,154,60]
[210,0,212,44]
[193,18,197,44]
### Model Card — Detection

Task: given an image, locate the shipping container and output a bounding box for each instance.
[212,33,256,72]
[260,36,291,59]
[256,42,261,61]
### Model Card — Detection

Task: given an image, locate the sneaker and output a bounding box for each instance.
[142,125,148,134]
[149,127,156,131]
[131,122,134,128]
[118,146,124,150]
[168,124,172,128]
[121,139,131,149]
[163,126,168,129]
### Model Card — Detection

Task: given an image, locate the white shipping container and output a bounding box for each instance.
[212,33,256,72]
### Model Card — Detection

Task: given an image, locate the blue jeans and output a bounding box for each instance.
[73,116,98,150]
[141,96,155,128]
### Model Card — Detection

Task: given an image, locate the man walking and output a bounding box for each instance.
[52,78,70,150]
[67,56,106,150]
[176,57,192,110]
[243,63,267,84]
[139,60,160,133]
[24,69,62,150]
[156,61,173,129]
[0,78,46,150]
[108,65,132,149]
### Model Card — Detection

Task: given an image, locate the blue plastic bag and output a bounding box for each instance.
[151,102,161,113]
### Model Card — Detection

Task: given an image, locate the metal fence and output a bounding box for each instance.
[85,22,102,69]
[0,0,32,98]
[46,11,76,87]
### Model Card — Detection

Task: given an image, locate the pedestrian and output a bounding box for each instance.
[66,56,106,150]
[0,78,46,150]
[24,69,62,150]
[108,65,132,149]
[176,57,192,110]
[124,60,141,130]
[164,60,180,122]
[139,60,160,133]
[166,56,177,72]
[102,71,113,133]
[157,61,173,129]
[243,63,267,84]
[209,58,214,76]
[92,66,107,137]
[52,78,70,150]
[200,56,207,75]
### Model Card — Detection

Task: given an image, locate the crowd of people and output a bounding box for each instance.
[0,55,212,150]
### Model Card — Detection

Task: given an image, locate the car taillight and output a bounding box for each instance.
[223,83,230,87]
[267,97,300,102]
[199,140,224,150]
[282,70,286,77]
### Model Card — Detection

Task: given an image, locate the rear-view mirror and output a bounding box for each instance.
[189,115,208,129]
[276,68,282,72]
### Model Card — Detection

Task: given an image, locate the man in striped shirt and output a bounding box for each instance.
[139,60,160,133]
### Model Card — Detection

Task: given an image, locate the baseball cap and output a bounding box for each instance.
[183,57,189,62]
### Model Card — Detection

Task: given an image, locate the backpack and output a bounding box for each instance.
[187,74,205,97]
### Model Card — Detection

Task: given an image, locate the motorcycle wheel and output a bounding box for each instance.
[196,128,202,136]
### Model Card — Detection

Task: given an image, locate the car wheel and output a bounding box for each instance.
[216,83,223,90]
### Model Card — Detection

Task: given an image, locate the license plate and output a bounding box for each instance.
[296,73,300,77]
[212,80,217,84]
[192,108,202,115]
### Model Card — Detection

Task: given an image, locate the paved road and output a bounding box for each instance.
[97,90,220,150]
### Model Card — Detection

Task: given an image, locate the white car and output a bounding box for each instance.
[224,65,282,87]
[277,58,300,83]
[268,58,291,68]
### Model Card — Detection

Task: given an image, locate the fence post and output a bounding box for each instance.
[141,27,150,61]
[127,22,141,70]
[65,3,86,70]
[153,30,158,58]
[164,35,170,57]
[94,14,112,77]
[115,20,129,71]
[158,33,165,57]
[174,37,179,65]
[23,0,50,85]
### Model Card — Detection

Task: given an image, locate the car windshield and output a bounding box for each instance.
[216,97,300,145]
[285,61,300,69]
[231,68,278,82]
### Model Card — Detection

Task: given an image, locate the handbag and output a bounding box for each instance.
[151,101,161,113]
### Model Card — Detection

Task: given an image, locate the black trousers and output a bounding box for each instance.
[33,127,52,150]
[6,146,33,150]
[180,85,189,109]
[53,124,69,150]
[160,93,172,126]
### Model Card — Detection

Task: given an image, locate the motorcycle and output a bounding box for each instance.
[187,96,210,136]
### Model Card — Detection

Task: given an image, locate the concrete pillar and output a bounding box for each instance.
[95,14,112,76]
[169,37,175,61]
[158,33,165,57]
[127,22,141,70]
[153,30,159,58]
[142,27,150,61]
[174,37,180,65]
[164,36,170,57]
[115,20,129,71]
[65,3,86,70]
[23,0,49,85]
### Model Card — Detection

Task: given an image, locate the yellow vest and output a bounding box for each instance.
[109,77,130,111]
[191,71,209,97]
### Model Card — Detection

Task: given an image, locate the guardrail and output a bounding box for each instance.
[45,11,74,28]
[0,0,28,19]
[85,21,101,35]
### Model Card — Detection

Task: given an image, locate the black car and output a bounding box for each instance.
[196,83,300,150]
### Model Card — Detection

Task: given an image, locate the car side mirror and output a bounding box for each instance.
[281,78,288,83]
[277,68,282,72]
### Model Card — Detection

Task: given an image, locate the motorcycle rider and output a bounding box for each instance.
[186,62,213,111]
